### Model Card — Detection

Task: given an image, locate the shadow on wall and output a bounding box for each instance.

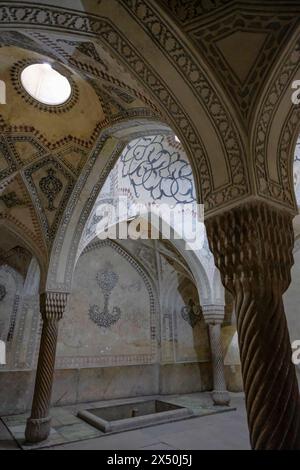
[284,245,300,390]
[222,326,243,392]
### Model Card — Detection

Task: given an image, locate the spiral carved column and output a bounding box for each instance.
[25,292,68,444]
[203,306,230,406]
[206,201,300,449]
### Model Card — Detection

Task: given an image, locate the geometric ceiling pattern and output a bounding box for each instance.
[159,0,233,25]
[0,40,159,265]
[160,1,300,120]
[0,17,164,285]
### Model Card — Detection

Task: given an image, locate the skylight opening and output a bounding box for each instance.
[20,63,72,106]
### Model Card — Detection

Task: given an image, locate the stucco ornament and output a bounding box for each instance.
[89,266,121,328]
[121,137,195,203]
[39,168,63,212]
[0,284,6,302]
[181,299,202,328]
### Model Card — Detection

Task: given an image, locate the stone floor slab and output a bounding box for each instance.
[0,393,249,450]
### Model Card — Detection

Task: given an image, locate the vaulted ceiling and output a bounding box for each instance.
[159,0,300,121]
[0,0,299,291]
[0,32,161,273]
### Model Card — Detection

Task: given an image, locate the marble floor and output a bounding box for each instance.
[0,393,250,450]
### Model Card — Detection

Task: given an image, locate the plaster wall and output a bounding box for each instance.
[284,248,300,386]
[0,363,212,415]
[57,242,155,368]
[0,239,213,414]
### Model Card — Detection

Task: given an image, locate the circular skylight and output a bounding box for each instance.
[20,63,72,106]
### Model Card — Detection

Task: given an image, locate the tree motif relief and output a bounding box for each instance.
[0,284,6,302]
[39,168,63,211]
[89,266,121,329]
[181,299,202,328]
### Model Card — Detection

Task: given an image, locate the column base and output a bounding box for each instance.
[211,390,230,406]
[25,416,51,444]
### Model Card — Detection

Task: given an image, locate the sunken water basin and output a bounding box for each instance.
[77,400,193,433]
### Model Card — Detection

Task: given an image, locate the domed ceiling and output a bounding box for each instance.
[0,46,105,143]
[0,31,161,275]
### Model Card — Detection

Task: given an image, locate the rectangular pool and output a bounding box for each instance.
[77,400,193,433]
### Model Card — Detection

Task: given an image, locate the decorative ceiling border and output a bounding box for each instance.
[0,135,18,181]
[30,32,161,114]
[158,0,232,28]
[6,134,47,166]
[0,109,158,152]
[253,37,300,212]
[276,107,300,208]
[188,11,298,119]
[0,112,108,151]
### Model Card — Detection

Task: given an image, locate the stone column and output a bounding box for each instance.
[25,292,68,444]
[203,305,230,406]
[206,201,300,450]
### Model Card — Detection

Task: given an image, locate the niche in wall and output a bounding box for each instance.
[56,240,157,369]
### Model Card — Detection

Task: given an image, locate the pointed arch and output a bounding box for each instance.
[251,25,300,213]
[46,120,175,292]
[0,219,46,289]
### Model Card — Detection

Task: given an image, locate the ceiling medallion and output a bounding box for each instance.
[39,168,63,212]
[11,59,79,114]
[89,267,122,329]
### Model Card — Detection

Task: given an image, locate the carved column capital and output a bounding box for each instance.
[202,305,225,325]
[206,201,294,296]
[40,292,68,322]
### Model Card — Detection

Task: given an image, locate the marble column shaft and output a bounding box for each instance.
[203,306,230,406]
[206,201,300,449]
[25,292,68,444]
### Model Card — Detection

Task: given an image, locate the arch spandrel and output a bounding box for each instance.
[73,132,222,307]
[251,27,300,215]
